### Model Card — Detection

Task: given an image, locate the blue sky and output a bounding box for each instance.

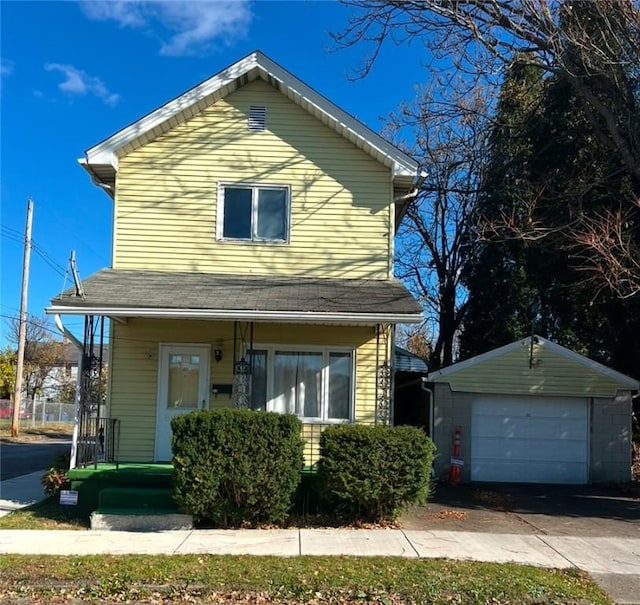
[1,0,429,346]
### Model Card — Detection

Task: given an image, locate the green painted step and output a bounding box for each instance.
[98,487,177,510]
[95,507,181,516]
[69,465,174,488]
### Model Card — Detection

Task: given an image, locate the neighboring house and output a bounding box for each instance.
[47,51,423,465]
[426,336,639,484]
[38,339,82,402]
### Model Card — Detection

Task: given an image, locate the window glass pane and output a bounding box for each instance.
[273,352,322,418]
[328,353,352,420]
[222,187,252,239]
[167,354,200,409]
[257,188,286,240]
[249,350,267,411]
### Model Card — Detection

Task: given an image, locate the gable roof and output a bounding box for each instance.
[46,269,423,326]
[427,335,639,391]
[395,346,429,372]
[80,50,422,202]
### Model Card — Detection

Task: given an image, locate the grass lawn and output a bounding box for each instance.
[0,554,611,604]
[0,420,73,441]
[0,496,88,530]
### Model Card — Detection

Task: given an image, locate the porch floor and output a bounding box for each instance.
[68,462,173,481]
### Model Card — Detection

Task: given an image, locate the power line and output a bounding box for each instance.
[2,226,68,278]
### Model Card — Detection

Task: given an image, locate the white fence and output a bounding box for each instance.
[27,401,76,424]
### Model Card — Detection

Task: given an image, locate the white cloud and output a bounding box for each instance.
[79,0,252,56]
[80,0,148,27]
[1,58,14,77]
[45,63,120,106]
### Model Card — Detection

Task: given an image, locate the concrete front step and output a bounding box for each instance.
[91,508,193,531]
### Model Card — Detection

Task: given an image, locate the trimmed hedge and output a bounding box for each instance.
[171,409,304,527]
[318,424,435,522]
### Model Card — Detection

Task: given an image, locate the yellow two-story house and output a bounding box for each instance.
[48,51,423,465]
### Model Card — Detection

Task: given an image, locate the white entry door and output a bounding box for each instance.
[155,344,210,461]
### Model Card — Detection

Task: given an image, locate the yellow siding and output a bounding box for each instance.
[113,79,393,279]
[302,423,328,467]
[433,341,629,397]
[109,319,383,461]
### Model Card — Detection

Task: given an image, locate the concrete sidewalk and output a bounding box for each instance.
[0,526,638,573]
[1,472,639,604]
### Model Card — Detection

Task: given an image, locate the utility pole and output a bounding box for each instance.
[12,198,33,437]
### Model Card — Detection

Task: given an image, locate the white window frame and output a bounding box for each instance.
[250,344,355,423]
[217,183,291,243]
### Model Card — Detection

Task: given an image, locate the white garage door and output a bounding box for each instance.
[471,395,588,484]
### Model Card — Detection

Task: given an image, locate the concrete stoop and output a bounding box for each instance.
[91,510,193,531]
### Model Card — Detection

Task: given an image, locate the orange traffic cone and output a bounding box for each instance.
[449,426,463,484]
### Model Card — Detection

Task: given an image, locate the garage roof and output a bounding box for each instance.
[427,336,639,397]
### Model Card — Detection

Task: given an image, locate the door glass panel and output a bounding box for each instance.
[167,353,200,409]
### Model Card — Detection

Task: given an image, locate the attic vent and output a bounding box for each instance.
[248,105,266,131]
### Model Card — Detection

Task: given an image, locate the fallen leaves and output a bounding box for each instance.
[423,509,468,521]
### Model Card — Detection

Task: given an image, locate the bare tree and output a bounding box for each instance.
[478,190,640,300]
[336,0,640,299]
[571,200,640,299]
[336,0,639,177]
[9,315,66,404]
[393,82,492,369]
[399,326,432,362]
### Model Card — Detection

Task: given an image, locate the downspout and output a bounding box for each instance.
[420,377,434,440]
[393,169,427,229]
[420,377,436,478]
[54,315,83,469]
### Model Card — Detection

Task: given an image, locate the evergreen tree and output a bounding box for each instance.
[460,60,544,358]
[461,2,640,376]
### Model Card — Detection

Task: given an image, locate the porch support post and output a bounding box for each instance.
[375,324,392,426]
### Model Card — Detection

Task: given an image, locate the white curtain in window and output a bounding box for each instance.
[328,352,351,420]
[272,352,322,417]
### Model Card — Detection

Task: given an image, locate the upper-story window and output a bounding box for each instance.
[218,184,289,243]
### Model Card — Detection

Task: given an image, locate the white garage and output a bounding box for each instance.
[470,395,588,484]
[427,336,639,484]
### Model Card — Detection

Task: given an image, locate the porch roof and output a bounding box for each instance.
[46,269,423,325]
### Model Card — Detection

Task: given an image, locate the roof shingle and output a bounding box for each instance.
[50,269,422,320]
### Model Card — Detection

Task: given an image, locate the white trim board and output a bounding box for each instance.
[45,305,422,326]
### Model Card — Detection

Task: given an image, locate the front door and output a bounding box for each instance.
[155,344,210,461]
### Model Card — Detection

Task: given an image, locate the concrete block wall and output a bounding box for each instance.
[589,392,632,483]
[431,383,473,482]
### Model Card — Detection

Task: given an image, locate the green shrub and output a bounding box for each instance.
[171,409,305,527]
[318,424,435,522]
[41,451,71,496]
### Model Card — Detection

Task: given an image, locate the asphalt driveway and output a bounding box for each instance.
[400,481,640,537]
